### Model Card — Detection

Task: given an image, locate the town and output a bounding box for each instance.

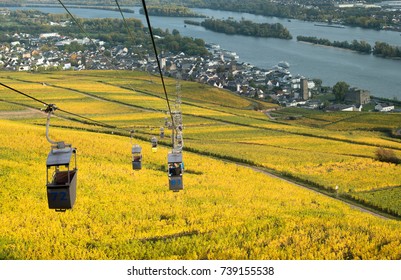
[0,10,396,113]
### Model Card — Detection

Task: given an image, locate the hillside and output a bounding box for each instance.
[1,70,401,260]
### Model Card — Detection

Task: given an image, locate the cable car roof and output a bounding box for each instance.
[46,147,74,167]
[132,145,142,153]
[168,152,182,162]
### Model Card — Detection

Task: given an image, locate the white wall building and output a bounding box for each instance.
[375,103,394,112]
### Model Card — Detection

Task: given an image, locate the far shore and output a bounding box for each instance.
[297,40,401,61]
[2,4,136,13]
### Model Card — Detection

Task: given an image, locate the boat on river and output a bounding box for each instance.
[314,23,346,29]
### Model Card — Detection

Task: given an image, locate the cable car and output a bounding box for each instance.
[132,144,142,170]
[46,144,77,212]
[44,104,78,212]
[168,152,183,192]
[151,136,158,152]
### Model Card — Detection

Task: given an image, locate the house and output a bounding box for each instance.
[22,53,31,59]
[0,9,10,16]
[39,33,60,39]
[18,65,31,71]
[345,88,370,105]
[11,41,20,47]
[301,101,322,109]
[63,63,72,70]
[375,103,394,112]
[326,104,362,112]
[286,100,306,107]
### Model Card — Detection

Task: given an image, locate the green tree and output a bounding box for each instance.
[333,81,349,102]
[172,29,180,36]
[312,78,323,93]
[64,41,85,53]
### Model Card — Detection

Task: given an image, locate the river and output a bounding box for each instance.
[9,6,401,99]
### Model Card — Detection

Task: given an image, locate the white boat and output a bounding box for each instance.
[206,43,220,50]
[278,61,290,68]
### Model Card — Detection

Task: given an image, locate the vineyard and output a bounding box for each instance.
[1,70,401,260]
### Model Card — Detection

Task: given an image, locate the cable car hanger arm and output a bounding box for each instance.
[43,104,68,148]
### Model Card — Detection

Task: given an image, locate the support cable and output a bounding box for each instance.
[56,0,98,50]
[114,0,136,42]
[0,82,128,133]
[57,0,166,129]
[0,81,48,106]
[55,0,176,138]
[56,0,119,69]
[140,0,175,128]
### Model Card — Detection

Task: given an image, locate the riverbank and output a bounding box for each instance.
[0,4,136,13]
[314,23,346,29]
[372,95,401,105]
[297,37,401,61]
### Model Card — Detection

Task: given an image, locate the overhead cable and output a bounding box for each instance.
[56,0,119,69]
[57,0,166,116]
[114,0,136,42]
[56,0,98,50]
[140,0,175,128]
[0,81,48,106]
[0,81,128,132]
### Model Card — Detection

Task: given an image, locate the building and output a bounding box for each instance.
[375,103,394,112]
[326,104,362,112]
[300,78,309,100]
[344,88,370,105]
[39,33,60,39]
[0,9,10,16]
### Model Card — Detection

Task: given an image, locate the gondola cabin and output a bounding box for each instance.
[151,136,158,152]
[46,144,77,212]
[132,144,142,170]
[168,152,183,192]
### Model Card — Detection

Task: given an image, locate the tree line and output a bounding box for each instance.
[343,15,384,30]
[184,20,201,26]
[297,36,372,54]
[373,41,401,59]
[200,18,292,40]
[297,35,401,59]
[3,0,399,31]
[139,5,206,17]
[177,0,395,30]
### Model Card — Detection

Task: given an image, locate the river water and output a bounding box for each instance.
[9,6,401,99]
